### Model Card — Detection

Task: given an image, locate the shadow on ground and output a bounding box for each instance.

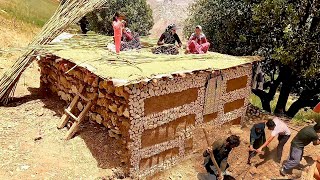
[78,121,126,171]
[7,87,126,173]
[4,87,46,107]
[255,147,277,168]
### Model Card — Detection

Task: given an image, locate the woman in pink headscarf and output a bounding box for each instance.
[186,25,210,54]
[112,12,125,54]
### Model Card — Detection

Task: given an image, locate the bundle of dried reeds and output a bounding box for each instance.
[0,0,108,104]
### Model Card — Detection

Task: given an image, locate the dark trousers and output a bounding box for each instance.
[248,135,265,162]
[277,135,290,162]
[204,159,229,175]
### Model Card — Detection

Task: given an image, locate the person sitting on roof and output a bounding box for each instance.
[186,25,210,54]
[151,24,182,55]
[120,20,141,51]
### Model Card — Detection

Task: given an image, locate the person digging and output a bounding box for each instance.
[247,122,266,164]
[255,117,291,164]
[203,135,240,180]
[280,124,320,176]
[305,102,320,179]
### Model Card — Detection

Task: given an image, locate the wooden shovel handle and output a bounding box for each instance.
[202,128,223,177]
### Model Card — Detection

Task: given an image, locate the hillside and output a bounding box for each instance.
[0,0,58,27]
[147,0,194,38]
[0,0,193,39]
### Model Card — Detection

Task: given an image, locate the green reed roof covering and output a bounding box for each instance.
[45,34,260,85]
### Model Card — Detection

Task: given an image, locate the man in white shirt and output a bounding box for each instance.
[256,117,291,163]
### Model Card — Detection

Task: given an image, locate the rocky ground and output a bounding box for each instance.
[0,80,318,180]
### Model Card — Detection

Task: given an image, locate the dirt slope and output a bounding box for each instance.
[150,121,319,180]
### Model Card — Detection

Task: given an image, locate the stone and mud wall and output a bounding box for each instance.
[39,54,252,178]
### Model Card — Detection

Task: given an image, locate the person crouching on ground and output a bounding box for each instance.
[255,117,291,164]
[186,25,210,54]
[203,135,240,179]
[120,20,141,51]
[280,124,320,176]
[151,24,182,55]
[247,122,266,164]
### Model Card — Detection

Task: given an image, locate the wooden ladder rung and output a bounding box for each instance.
[58,83,98,140]
[57,85,85,129]
[65,100,94,140]
[76,92,90,102]
[57,94,80,129]
[64,109,78,121]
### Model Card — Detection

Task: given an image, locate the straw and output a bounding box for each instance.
[0,0,108,104]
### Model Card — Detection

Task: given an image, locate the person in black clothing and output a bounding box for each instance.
[157,24,182,47]
[203,135,240,179]
[247,122,266,164]
[152,24,182,55]
[78,16,89,34]
[60,0,67,5]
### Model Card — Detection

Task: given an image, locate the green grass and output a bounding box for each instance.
[250,93,320,124]
[0,0,58,27]
[250,93,278,112]
[293,109,320,125]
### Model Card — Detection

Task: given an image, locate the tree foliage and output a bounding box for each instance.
[87,0,154,36]
[184,0,320,117]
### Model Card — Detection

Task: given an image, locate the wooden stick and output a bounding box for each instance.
[202,128,223,178]
[307,163,316,180]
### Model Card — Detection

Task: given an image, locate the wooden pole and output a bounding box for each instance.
[306,163,316,180]
[202,128,223,178]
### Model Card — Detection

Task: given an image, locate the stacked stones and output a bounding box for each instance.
[246,104,263,120]
[126,73,208,178]
[38,54,131,165]
[38,53,255,179]
[211,65,252,125]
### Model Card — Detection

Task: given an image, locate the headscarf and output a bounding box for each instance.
[196,25,202,31]
[250,123,265,140]
[161,24,178,44]
[165,24,177,33]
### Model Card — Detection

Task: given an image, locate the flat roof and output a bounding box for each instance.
[44,34,260,86]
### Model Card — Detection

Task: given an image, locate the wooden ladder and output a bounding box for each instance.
[57,84,97,140]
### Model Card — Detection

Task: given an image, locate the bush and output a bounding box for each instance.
[184,0,320,118]
[87,0,154,36]
[183,0,254,54]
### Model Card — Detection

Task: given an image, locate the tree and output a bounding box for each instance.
[184,0,320,118]
[87,0,154,36]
